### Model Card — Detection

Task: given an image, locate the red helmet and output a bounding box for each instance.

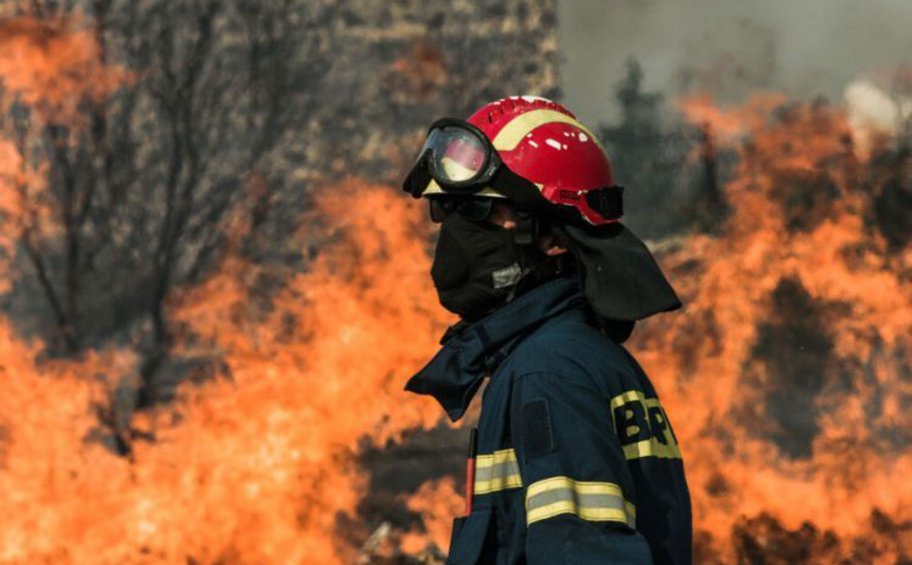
[403,96,681,321]
[404,96,623,226]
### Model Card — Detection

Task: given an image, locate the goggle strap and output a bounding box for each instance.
[586,186,624,220]
[403,151,432,198]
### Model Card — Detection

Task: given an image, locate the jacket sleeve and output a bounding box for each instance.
[510,370,655,565]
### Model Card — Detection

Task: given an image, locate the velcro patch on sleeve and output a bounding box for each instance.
[521,399,554,460]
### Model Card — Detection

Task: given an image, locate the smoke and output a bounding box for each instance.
[559,0,912,125]
[844,78,912,154]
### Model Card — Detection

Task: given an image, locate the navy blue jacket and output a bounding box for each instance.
[406,277,692,565]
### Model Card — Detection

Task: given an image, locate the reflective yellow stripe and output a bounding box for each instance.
[621,437,681,460]
[609,389,646,412]
[474,449,523,494]
[491,109,604,152]
[527,500,632,524]
[525,476,624,498]
[475,448,519,469]
[475,473,523,494]
[525,476,635,528]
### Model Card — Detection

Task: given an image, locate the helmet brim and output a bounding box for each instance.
[420,179,508,199]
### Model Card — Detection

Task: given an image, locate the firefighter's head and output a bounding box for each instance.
[404,96,622,226]
[403,96,681,323]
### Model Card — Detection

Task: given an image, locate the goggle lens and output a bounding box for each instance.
[425,126,488,184]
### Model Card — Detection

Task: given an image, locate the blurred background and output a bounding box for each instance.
[0,0,909,563]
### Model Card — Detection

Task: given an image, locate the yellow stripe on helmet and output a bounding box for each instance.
[491,108,604,152]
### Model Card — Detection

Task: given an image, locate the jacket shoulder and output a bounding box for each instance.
[502,313,637,392]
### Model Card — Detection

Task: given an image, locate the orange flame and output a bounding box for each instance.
[400,477,463,556]
[676,92,788,144]
[0,11,127,294]
[0,15,124,122]
[635,95,912,562]
[0,182,452,564]
[0,9,453,562]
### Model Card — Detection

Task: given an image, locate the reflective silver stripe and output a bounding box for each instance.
[525,476,635,528]
[474,449,523,494]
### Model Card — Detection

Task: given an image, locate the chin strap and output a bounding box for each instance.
[512,208,536,246]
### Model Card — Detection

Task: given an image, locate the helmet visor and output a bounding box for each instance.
[425,126,489,186]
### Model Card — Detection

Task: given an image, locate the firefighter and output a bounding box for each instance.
[402,96,692,565]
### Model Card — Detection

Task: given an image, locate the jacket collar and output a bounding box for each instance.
[404,277,586,421]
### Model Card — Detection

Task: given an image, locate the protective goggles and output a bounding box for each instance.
[402,118,540,205]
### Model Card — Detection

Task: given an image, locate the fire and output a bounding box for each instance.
[0,15,124,121]
[0,180,452,564]
[676,93,788,144]
[0,11,127,302]
[0,8,452,563]
[631,95,912,562]
[399,477,463,557]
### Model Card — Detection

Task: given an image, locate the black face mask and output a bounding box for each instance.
[431,213,527,322]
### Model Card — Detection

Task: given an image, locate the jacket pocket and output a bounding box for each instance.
[447,507,494,565]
